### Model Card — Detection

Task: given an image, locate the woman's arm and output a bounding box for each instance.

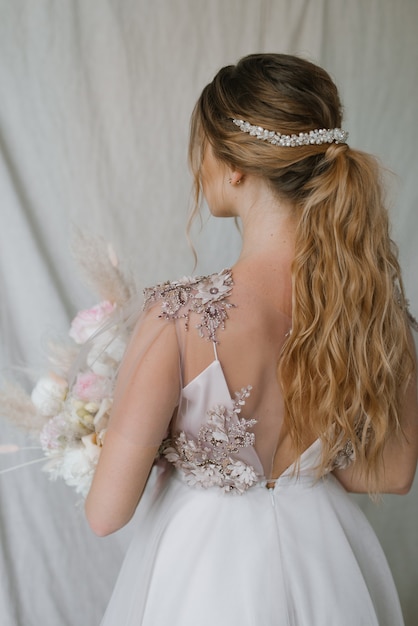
[85,316,180,536]
[334,331,418,494]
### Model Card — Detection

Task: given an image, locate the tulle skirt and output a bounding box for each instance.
[100,465,404,626]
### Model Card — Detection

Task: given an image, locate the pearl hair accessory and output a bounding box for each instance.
[232,118,348,147]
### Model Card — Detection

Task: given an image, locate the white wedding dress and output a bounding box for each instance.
[100,269,404,626]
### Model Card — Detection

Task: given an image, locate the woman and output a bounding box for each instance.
[86,54,418,625]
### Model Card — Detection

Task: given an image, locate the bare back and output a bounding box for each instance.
[176,263,301,481]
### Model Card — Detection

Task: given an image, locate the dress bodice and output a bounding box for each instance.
[143,269,354,493]
[164,356,265,492]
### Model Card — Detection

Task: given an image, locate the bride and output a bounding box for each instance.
[85,53,418,625]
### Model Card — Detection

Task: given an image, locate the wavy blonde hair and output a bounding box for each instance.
[189,53,415,491]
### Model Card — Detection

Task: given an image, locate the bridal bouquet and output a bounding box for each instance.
[0,235,135,497]
[36,300,129,496]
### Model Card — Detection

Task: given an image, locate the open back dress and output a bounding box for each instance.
[100,268,404,626]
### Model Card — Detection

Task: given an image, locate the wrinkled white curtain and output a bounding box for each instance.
[0,1,417,624]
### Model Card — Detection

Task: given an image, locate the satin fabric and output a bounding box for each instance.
[100,362,404,626]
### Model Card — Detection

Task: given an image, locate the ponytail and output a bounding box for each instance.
[279,145,415,492]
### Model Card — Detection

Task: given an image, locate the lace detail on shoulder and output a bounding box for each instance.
[142,268,235,342]
[160,386,259,494]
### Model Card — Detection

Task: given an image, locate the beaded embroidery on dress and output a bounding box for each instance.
[144,269,263,493]
[161,385,259,493]
[143,268,235,342]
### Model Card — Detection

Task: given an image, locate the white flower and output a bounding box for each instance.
[86,334,127,376]
[31,375,68,417]
[93,397,112,431]
[64,399,95,436]
[210,430,229,444]
[43,439,100,497]
[81,433,102,464]
[228,461,257,486]
[57,446,96,497]
[184,463,223,489]
[162,446,180,464]
[69,301,116,345]
[207,406,228,429]
[195,273,231,304]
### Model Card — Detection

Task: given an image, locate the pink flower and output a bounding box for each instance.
[73,372,109,402]
[69,301,116,344]
[40,414,68,451]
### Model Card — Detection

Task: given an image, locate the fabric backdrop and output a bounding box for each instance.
[0,1,417,624]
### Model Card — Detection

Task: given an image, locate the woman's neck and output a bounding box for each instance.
[237,196,297,268]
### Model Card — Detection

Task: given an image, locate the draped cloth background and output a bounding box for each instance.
[0,1,417,624]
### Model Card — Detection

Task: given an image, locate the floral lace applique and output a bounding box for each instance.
[160,386,259,494]
[331,439,355,470]
[143,268,235,342]
[330,420,372,471]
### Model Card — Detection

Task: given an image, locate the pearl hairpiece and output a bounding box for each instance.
[231,118,348,147]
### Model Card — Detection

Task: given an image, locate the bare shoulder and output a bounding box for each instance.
[228,263,292,337]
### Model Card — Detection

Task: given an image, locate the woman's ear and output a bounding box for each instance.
[228,169,244,186]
